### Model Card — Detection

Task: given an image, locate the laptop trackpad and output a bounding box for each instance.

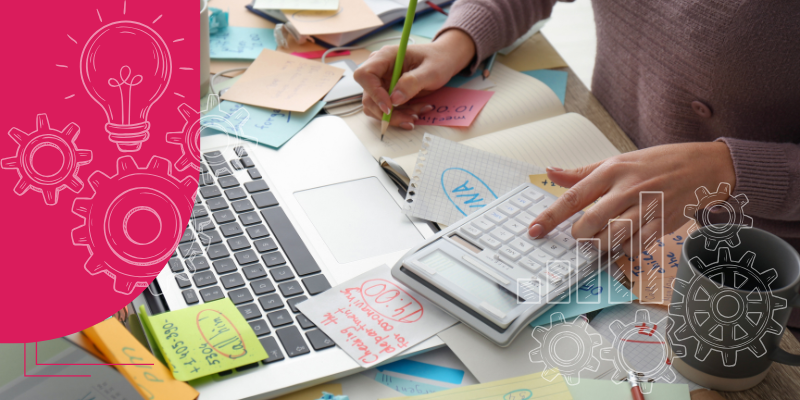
[294,177,424,264]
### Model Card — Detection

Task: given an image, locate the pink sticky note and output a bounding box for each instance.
[291,49,351,59]
[410,87,494,127]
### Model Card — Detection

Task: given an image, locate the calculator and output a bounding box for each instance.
[392,183,613,347]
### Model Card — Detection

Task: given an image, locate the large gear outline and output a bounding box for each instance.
[529,312,604,385]
[600,309,677,393]
[667,248,786,367]
[1,114,93,205]
[72,155,196,295]
[684,183,752,250]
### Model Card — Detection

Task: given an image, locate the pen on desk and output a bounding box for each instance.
[426,1,448,16]
[627,371,645,400]
[381,0,417,141]
[482,52,497,80]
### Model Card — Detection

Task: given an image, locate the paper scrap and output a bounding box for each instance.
[83,318,199,400]
[202,100,325,148]
[210,27,277,60]
[323,60,363,104]
[529,174,597,211]
[497,33,568,72]
[567,379,690,400]
[378,359,465,385]
[409,87,494,127]
[375,372,447,396]
[284,0,383,35]
[292,49,350,59]
[138,300,267,381]
[391,7,450,39]
[297,264,457,367]
[254,0,339,11]
[222,49,344,112]
[273,383,343,400]
[522,69,568,104]
[379,371,573,400]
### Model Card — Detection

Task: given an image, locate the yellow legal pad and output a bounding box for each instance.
[379,369,573,400]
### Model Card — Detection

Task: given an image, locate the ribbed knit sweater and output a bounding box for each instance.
[438,0,800,247]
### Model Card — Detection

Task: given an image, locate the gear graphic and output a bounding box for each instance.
[684,183,752,250]
[529,313,604,385]
[1,114,93,205]
[667,248,786,367]
[166,94,250,171]
[600,309,676,393]
[72,156,196,295]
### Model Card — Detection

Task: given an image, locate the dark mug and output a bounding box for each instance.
[667,225,800,391]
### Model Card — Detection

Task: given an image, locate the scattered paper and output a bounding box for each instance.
[409,87,494,127]
[391,6,449,39]
[567,379,690,400]
[292,49,350,59]
[497,33,568,72]
[375,372,448,396]
[377,359,465,385]
[323,60,364,103]
[139,300,267,381]
[221,49,344,112]
[522,69,568,104]
[254,0,339,11]
[297,265,457,367]
[83,318,199,400]
[380,371,573,400]
[210,27,277,60]
[284,0,383,35]
[203,100,325,148]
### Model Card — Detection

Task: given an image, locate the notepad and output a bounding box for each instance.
[410,87,494,127]
[379,370,573,400]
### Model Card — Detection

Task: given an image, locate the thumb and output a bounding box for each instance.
[389,65,441,106]
[546,161,604,188]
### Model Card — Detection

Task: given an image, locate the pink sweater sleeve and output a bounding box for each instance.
[435,0,570,73]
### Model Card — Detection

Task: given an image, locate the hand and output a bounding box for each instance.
[528,142,737,256]
[353,29,476,129]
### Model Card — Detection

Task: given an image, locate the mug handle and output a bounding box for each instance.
[769,294,800,366]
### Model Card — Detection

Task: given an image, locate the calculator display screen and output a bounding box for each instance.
[420,250,518,315]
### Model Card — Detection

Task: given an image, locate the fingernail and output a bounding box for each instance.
[399,122,415,130]
[547,166,563,172]
[411,114,419,120]
[420,105,434,113]
[528,224,544,239]
[378,102,390,115]
[390,90,406,106]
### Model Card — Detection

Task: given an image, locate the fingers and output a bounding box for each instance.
[388,61,444,106]
[547,161,605,188]
[354,46,399,115]
[361,94,435,130]
[592,206,640,253]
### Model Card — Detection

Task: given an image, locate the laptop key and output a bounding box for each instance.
[306,330,335,351]
[191,217,215,232]
[254,238,278,253]
[230,159,244,171]
[193,271,217,287]
[235,363,259,372]
[198,230,222,245]
[225,187,247,201]
[186,256,210,272]
[242,263,267,280]
[237,303,261,320]
[213,210,236,224]
[220,272,245,289]
[213,258,237,275]
[232,199,254,213]
[245,180,269,193]
[203,151,222,160]
[241,156,255,168]
[248,168,262,180]
[302,275,331,296]
[271,267,294,282]
[262,252,286,267]
[260,336,285,363]
[249,319,270,336]
[206,197,228,211]
[195,194,202,204]
[253,192,279,209]
[180,229,195,244]
[229,288,254,305]
[200,186,222,199]
[178,242,202,258]
[221,223,244,238]
[287,296,307,313]
[239,212,261,226]
[297,314,315,329]
[200,286,224,302]
[251,278,276,295]
[276,326,310,357]
[227,237,250,252]
[182,289,199,305]
[247,225,270,239]
[218,176,239,188]
[279,281,304,297]
[236,250,260,266]
[209,161,233,177]
[234,146,247,157]
[168,258,183,273]
[191,205,208,219]
[268,310,293,328]
[201,163,209,173]
[258,294,283,311]
[199,173,214,186]
[175,273,191,288]
[261,207,321,276]
[207,244,230,260]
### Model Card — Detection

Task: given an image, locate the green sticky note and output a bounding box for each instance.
[139,299,267,381]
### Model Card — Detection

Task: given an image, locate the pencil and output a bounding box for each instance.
[381,0,418,141]
[426,1,448,16]
[482,52,498,80]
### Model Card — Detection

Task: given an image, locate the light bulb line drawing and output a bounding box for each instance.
[107,65,143,127]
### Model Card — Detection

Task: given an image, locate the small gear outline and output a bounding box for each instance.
[667,247,786,367]
[166,94,251,172]
[1,114,93,205]
[529,312,604,385]
[72,155,196,295]
[600,308,677,393]
[684,183,752,250]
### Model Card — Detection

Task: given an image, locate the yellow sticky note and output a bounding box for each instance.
[529,174,596,211]
[139,299,267,381]
[380,370,572,400]
[83,318,199,400]
[274,383,343,400]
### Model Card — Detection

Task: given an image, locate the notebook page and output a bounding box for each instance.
[341,63,564,160]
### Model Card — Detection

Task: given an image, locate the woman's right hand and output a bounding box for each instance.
[353,29,476,130]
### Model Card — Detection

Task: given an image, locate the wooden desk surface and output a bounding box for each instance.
[553,65,800,400]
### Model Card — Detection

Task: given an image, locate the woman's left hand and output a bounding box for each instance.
[528,142,737,256]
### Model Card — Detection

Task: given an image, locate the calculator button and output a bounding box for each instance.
[530,248,554,264]
[490,227,514,243]
[515,211,536,227]
[529,198,554,216]
[509,239,533,254]
[510,196,532,209]
[484,210,508,224]
[499,246,522,261]
[540,269,563,285]
[522,188,544,202]
[472,218,495,232]
[519,257,542,273]
[480,235,502,250]
[460,225,482,238]
[502,220,527,235]
[553,232,577,249]
[520,279,548,297]
[542,241,568,257]
[577,241,600,263]
[498,202,520,216]
[557,219,572,231]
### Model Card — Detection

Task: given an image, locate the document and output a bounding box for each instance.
[254,0,340,11]
[410,87,494,127]
[209,27,277,60]
[284,0,383,35]
[379,371,574,400]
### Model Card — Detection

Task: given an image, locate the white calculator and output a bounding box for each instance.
[392,183,612,346]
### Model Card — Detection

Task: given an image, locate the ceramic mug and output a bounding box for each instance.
[667,225,800,391]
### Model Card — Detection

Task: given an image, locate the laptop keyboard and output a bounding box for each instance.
[168,147,334,369]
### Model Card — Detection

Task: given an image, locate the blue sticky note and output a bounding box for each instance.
[529,270,637,328]
[210,27,277,60]
[521,69,568,104]
[202,100,326,149]
[444,69,482,88]
[392,8,450,39]
[375,372,448,396]
[377,359,464,385]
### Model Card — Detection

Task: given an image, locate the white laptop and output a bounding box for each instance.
[153,116,440,399]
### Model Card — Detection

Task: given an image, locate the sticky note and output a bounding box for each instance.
[377,359,464,385]
[444,70,482,88]
[379,370,572,400]
[375,372,447,396]
[392,7,450,39]
[210,27,277,60]
[530,174,597,210]
[410,87,494,127]
[83,318,199,400]
[139,300,267,381]
[283,0,382,36]
[522,69,568,104]
[202,100,326,148]
[254,0,340,11]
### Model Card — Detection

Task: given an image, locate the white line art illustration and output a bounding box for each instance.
[72,156,196,295]
[684,183,752,250]
[1,114,93,205]
[80,21,172,152]
[639,192,665,304]
[529,313,604,385]
[608,219,633,304]
[668,248,786,367]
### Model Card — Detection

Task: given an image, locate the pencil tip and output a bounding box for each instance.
[380,120,389,137]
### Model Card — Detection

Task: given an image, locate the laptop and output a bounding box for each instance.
[151,116,440,399]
